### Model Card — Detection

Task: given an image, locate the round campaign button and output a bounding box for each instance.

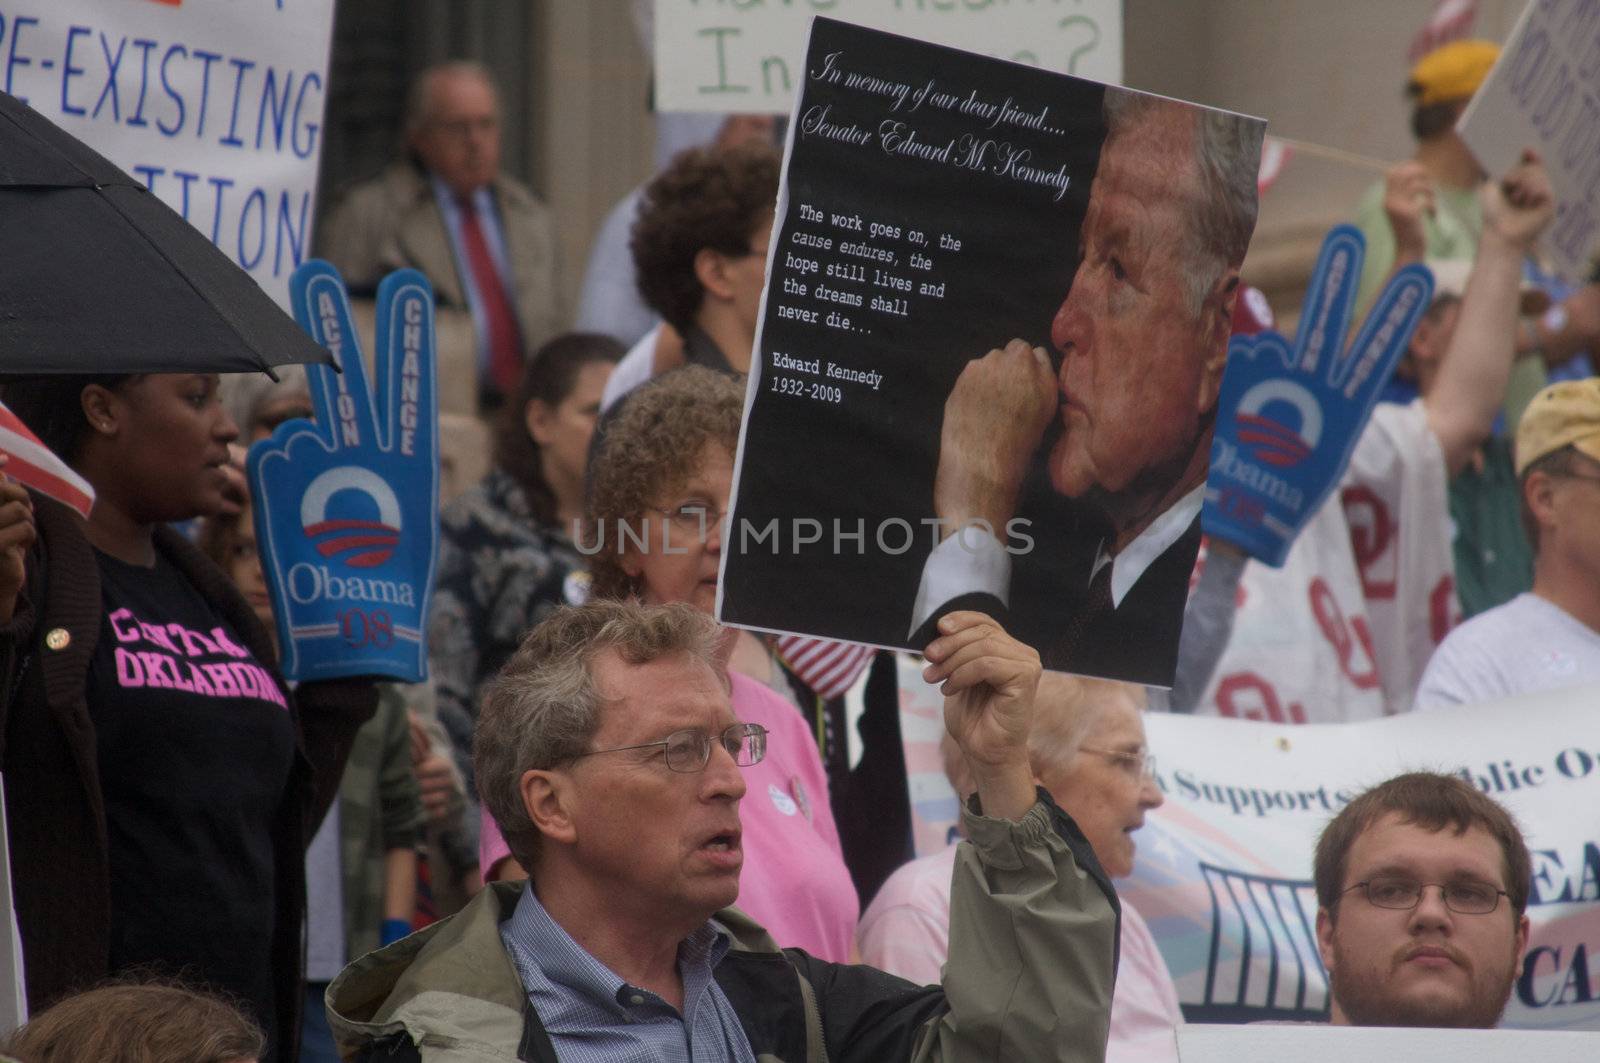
[45,628,71,651]
[768,783,798,817]
[562,570,592,605]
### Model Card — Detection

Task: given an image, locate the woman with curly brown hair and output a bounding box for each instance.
[601,142,780,410]
[477,367,859,961]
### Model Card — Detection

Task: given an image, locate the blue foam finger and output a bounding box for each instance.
[1334,263,1433,398]
[371,269,438,462]
[248,263,440,682]
[1252,331,1295,373]
[290,260,381,451]
[1206,339,1324,566]
[1204,228,1430,569]
[1292,225,1364,376]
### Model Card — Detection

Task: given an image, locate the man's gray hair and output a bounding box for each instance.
[474,600,723,872]
[1103,87,1263,313]
[403,60,499,138]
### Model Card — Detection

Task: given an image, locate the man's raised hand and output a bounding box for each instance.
[1382,160,1433,266]
[1481,149,1555,251]
[924,610,1040,822]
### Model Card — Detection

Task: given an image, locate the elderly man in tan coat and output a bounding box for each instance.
[318,61,565,414]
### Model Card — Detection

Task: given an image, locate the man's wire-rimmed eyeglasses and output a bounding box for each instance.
[1342,877,1508,915]
[569,723,768,774]
[1079,746,1157,783]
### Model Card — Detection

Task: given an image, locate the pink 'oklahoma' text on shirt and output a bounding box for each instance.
[107,607,288,709]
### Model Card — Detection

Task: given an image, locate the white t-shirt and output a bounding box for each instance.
[1193,401,1458,723]
[1415,592,1600,709]
[858,843,1183,1062]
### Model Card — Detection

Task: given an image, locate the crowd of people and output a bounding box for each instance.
[0,33,1596,1063]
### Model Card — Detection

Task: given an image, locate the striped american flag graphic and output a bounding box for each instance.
[0,400,95,519]
[773,635,876,700]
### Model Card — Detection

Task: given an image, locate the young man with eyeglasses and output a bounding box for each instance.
[1416,378,1600,707]
[326,599,1120,1061]
[1313,772,1531,1028]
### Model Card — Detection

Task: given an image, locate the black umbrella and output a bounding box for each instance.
[0,90,333,375]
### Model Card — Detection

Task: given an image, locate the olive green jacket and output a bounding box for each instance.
[327,792,1119,1062]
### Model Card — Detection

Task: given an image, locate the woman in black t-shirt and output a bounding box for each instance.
[0,373,376,1063]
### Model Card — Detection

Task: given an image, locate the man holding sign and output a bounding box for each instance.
[328,602,1120,1062]
[913,89,1263,683]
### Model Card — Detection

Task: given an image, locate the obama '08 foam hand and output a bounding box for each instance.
[248,262,440,682]
[1204,225,1433,568]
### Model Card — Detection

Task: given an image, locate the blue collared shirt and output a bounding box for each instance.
[498,884,758,1063]
[432,175,516,380]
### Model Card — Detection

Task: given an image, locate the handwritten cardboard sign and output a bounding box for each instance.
[654,0,1121,114]
[1459,0,1600,279]
[0,0,335,307]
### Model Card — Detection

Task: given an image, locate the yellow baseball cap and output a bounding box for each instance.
[1407,40,1500,107]
[1515,378,1600,475]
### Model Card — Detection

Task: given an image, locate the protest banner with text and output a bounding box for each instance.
[0,0,334,307]
[654,0,1121,114]
[717,18,1264,687]
[897,663,1600,1028]
[1122,686,1600,1030]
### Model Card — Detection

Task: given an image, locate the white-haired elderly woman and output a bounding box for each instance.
[859,673,1180,1061]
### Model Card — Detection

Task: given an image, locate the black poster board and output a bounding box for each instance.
[718,17,1263,686]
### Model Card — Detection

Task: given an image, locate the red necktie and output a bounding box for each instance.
[455,195,524,395]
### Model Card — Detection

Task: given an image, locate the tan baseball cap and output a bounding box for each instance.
[1515,378,1600,475]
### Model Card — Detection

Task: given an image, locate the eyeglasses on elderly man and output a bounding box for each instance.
[566,722,768,774]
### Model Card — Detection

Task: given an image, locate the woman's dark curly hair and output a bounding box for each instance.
[630,143,780,335]
[493,332,623,527]
[585,366,745,601]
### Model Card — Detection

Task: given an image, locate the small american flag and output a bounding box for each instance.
[0,400,95,519]
[1407,0,1478,63]
[774,635,875,700]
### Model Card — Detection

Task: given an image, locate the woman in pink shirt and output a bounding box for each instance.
[479,366,857,961]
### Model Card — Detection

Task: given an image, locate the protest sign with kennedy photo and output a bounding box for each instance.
[718,17,1265,686]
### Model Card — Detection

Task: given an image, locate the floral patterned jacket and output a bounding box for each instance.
[428,468,589,789]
